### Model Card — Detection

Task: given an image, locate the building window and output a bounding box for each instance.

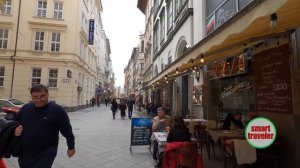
[140,63,144,75]
[67,70,72,78]
[31,68,41,87]
[153,23,159,52]
[160,10,165,44]
[161,58,164,71]
[141,40,144,53]
[48,69,58,87]
[34,31,45,51]
[0,29,8,49]
[51,32,61,52]
[53,2,63,19]
[154,0,159,15]
[0,66,4,86]
[1,0,12,15]
[37,1,47,17]
[168,55,172,64]
[167,1,173,31]
[154,65,158,76]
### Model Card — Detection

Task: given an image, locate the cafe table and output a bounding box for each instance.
[152,132,168,146]
[183,118,208,134]
[206,129,244,143]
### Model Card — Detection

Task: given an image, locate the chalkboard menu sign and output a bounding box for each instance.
[254,44,293,113]
[130,118,152,146]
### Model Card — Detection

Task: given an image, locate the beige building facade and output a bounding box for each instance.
[0,0,109,111]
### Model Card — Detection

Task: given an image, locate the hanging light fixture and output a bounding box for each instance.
[195,69,200,82]
[200,54,204,63]
[176,68,179,74]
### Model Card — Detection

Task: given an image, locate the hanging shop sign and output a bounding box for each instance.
[207,53,247,80]
[88,19,95,45]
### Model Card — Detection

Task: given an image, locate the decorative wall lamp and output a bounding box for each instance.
[195,69,200,82]
[270,13,277,29]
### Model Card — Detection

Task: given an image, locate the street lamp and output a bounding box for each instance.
[9,0,22,98]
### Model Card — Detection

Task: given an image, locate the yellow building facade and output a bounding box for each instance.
[0,0,106,111]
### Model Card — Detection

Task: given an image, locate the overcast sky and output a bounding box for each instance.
[101,0,145,87]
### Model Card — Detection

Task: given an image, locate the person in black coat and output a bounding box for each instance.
[118,99,127,119]
[222,112,244,130]
[110,98,118,120]
[155,116,191,168]
[167,116,191,143]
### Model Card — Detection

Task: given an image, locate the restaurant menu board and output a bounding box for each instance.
[208,54,247,80]
[254,44,293,113]
[130,118,152,146]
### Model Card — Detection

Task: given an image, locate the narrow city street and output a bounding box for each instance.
[4,105,224,168]
[4,105,155,168]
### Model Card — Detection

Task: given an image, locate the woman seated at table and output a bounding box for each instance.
[155,116,191,168]
[222,112,244,130]
[167,116,191,142]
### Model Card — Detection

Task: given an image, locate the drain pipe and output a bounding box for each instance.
[10,0,22,98]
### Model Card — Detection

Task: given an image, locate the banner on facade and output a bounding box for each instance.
[88,19,95,45]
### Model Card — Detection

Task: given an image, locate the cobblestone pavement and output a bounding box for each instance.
[4,105,224,168]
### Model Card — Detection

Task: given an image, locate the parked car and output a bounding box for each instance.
[0,98,25,107]
[0,100,22,120]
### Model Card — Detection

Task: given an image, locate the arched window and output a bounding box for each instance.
[175,37,187,59]
[161,58,164,71]
[154,65,158,76]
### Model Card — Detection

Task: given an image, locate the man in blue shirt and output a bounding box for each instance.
[14,84,75,168]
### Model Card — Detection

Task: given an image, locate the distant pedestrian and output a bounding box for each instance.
[14,84,75,168]
[105,98,109,107]
[90,97,96,107]
[110,98,118,120]
[119,99,127,119]
[127,98,134,119]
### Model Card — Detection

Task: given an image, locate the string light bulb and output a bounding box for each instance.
[200,54,204,63]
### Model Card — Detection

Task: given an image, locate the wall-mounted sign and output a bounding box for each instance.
[88,19,95,45]
[254,44,293,113]
[208,54,247,80]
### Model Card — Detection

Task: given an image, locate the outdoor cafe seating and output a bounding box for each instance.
[162,141,203,168]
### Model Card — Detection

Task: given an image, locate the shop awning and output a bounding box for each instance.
[148,0,300,86]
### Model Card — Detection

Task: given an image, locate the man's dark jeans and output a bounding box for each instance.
[18,146,57,168]
[128,107,133,119]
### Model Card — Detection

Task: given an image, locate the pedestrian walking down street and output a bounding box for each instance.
[110,98,118,120]
[127,98,134,119]
[105,98,109,107]
[119,99,127,119]
[14,84,75,168]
